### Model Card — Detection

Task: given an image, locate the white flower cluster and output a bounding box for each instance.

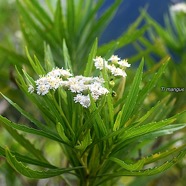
[28,68,108,108]
[31,68,73,95]
[28,55,129,107]
[64,76,109,108]
[93,55,130,77]
[170,3,186,14]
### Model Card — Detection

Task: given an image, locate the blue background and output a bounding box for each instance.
[99,0,181,58]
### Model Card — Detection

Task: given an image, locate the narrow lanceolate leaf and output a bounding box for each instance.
[136,124,186,141]
[0,115,66,144]
[136,95,171,125]
[0,46,28,66]
[120,59,144,126]
[5,148,81,179]
[137,57,169,106]
[53,0,65,41]
[1,120,47,162]
[17,0,51,45]
[63,40,73,73]
[113,111,122,131]
[67,0,75,37]
[89,94,107,137]
[84,38,98,77]
[44,44,55,72]
[109,157,145,171]
[0,145,56,169]
[75,130,92,152]
[97,150,186,185]
[87,0,122,45]
[77,97,106,138]
[56,122,71,144]
[20,0,53,28]
[1,93,45,130]
[144,144,186,164]
[77,0,104,36]
[25,47,45,75]
[120,118,176,141]
[97,13,146,55]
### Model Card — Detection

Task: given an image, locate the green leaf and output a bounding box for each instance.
[1,93,47,130]
[20,0,52,28]
[0,145,56,169]
[137,57,169,106]
[87,0,122,45]
[0,120,47,162]
[77,0,104,37]
[25,47,45,75]
[17,0,52,46]
[102,66,114,125]
[120,59,144,126]
[53,0,64,41]
[67,0,75,37]
[76,98,106,139]
[89,95,107,138]
[6,148,81,178]
[76,0,104,54]
[98,13,147,55]
[44,43,55,72]
[0,46,28,66]
[120,118,176,141]
[56,122,71,144]
[136,95,171,125]
[19,17,43,56]
[0,115,66,144]
[99,150,186,179]
[75,130,92,152]
[113,111,122,131]
[84,38,98,77]
[144,144,186,164]
[97,150,186,185]
[63,40,73,73]
[109,157,145,171]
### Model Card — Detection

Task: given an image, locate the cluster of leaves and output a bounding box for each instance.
[126,5,186,186]
[0,0,149,73]
[142,8,186,115]
[0,40,186,185]
[0,0,186,185]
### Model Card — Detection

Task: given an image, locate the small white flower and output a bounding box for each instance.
[93,56,107,70]
[36,84,50,95]
[118,59,131,68]
[60,69,73,78]
[69,83,87,93]
[170,3,186,13]
[72,75,92,84]
[92,77,105,84]
[67,77,88,93]
[35,76,50,95]
[35,76,62,95]
[36,76,48,86]
[89,82,109,100]
[47,76,62,90]
[108,55,120,62]
[74,94,90,108]
[28,85,34,93]
[47,68,62,77]
[107,65,127,77]
[47,68,72,78]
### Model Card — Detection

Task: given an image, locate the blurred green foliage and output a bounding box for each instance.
[0,0,186,186]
